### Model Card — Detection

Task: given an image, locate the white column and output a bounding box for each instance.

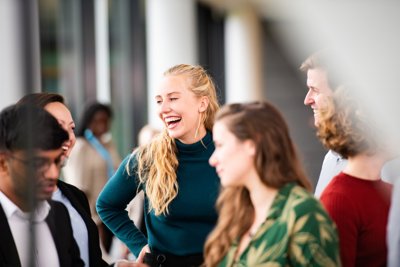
[225,6,263,103]
[146,0,198,127]
[0,0,23,109]
[0,0,41,109]
[95,0,111,103]
[58,0,85,117]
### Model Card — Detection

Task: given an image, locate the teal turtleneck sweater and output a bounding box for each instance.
[96,132,220,257]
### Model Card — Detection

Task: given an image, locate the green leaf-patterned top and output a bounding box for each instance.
[218,183,341,267]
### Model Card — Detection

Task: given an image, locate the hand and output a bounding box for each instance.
[136,244,150,263]
[115,260,149,267]
[120,243,132,259]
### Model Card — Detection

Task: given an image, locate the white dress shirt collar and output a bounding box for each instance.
[0,190,50,222]
[0,190,59,267]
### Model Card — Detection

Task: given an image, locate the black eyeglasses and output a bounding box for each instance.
[7,153,66,173]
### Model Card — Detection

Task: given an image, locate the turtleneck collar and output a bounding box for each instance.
[175,131,213,154]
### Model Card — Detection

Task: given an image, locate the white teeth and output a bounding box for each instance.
[164,117,181,123]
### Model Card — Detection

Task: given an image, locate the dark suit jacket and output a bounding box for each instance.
[57,180,109,267]
[0,200,84,267]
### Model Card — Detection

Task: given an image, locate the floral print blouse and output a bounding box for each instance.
[218,183,341,267]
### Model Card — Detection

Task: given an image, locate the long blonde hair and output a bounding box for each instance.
[133,64,219,216]
[204,101,311,267]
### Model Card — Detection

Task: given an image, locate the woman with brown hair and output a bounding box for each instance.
[97,64,220,267]
[204,101,340,267]
[63,102,121,253]
[317,87,392,267]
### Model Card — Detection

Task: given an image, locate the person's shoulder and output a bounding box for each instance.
[285,186,336,232]
[74,137,91,149]
[48,199,69,214]
[58,179,80,190]
[67,137,90,159]
[57,180,87,198]
[287,184,314,200]
[124,151,139,169]
[56,180,91,213]
[287,185,325,215]
[322,150,343,162]
[324,173,359,192]
[325,150,334,157]
[102,136,117,147]
[320,175,357,209]
[109,152,140,182]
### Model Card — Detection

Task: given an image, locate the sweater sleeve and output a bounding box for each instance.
[96,154,147,257]
[321,191,358,267]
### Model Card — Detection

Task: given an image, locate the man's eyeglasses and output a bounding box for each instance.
[7,153,66,173]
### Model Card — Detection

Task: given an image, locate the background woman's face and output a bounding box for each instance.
[89,110,110,138]
[44,102,76,157]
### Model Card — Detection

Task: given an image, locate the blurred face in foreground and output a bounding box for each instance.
[209,120,255,187]
[0,148,64,211]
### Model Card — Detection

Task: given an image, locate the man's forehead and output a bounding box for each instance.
[13,148,63,158]
[307,68,328,86]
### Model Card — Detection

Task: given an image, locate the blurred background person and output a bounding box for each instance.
[64,102,121,254]
[317,86,392,267]
[137,125,161,148]
[204,101,340,267]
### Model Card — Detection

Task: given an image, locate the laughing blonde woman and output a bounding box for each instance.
[97,64,220,267]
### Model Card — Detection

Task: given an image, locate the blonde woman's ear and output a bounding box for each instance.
[199,96,209,113]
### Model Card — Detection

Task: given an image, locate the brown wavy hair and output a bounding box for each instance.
[129,64,219,216]
[204,101,311,267]
[316,86,378,158]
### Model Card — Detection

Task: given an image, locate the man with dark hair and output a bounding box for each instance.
[300,50,347,197]
[0,104,84,267]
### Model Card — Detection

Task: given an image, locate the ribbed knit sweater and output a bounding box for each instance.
[96,132,220,257]
[321,172,391,267]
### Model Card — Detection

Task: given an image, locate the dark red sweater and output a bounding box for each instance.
[321,172,391,267]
